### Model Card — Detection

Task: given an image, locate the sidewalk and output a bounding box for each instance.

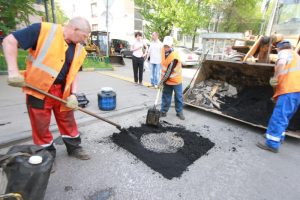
[0,68,158,148]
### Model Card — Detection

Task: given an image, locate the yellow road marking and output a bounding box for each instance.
[96,71,153,88]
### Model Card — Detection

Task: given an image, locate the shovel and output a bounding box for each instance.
[146,87,162,126]
[24,83,137,140]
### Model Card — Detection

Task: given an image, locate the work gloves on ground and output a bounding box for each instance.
[66,94,79,110]
[7,75,25,87]
[269,77,278,87]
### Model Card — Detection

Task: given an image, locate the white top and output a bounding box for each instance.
[278,49,293,64]
[148,40,163,64]
[131,40,146,58]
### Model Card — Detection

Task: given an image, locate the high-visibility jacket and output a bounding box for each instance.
[161,49,182,85]
[23,22,87,111]
[274,51,300,98]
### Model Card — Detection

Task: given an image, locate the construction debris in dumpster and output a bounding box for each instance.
[185,79,300,131]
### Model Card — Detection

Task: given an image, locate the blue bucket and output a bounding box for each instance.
[98,87,116,111]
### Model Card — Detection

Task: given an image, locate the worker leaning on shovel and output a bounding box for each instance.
[159,36,185,120]
[2,17,91,161]
[257,40,300,153]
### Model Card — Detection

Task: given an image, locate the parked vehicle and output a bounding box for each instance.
[111,39,130,54]
[193,47,203,56]
[120,47,132,58]
[175,47,199,67]
[85,31,125,65]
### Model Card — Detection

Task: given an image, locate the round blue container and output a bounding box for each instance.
[98,87,116,111]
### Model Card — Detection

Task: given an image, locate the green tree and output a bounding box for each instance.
[212,0,263,34]
[135,0,217,49]
[135,0,265,48]
[45,0,69,24]
[0,0,41,34]
[176,0,214,49]
[135,0,180,39]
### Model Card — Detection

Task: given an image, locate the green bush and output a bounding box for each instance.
[0,49,27,71]
[82,55,113,69]
[0,50,113,71]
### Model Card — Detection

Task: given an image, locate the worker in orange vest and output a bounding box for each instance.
[257,41,300,153]
[159,36,185,120]
[2,17,91,161]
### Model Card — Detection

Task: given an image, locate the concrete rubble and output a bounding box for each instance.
[185,79,238,109]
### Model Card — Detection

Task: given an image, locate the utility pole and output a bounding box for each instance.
[106,0,109,57]
[266,0,279,36]
[50,0,56,23]
[43,0,49,22]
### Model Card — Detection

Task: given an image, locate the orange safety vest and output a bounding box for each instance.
[274,50,300,98]
[23,22,87,111]
[161,48,182,85]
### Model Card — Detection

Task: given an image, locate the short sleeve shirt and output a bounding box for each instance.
[277,49,293,65]
[12,23,76,84]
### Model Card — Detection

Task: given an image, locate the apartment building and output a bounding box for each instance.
[58,0,143,43]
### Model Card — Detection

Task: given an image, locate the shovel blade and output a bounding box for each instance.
[146,108,160,126]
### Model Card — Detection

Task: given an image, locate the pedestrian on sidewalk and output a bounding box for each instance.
[2,17,91,160]
[131,31,148,85]
[257,40,300,153]
[159,36,185,120]
[146,32,163,88]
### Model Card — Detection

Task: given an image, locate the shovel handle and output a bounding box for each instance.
[24,83,122,129]
[154,88,161,107]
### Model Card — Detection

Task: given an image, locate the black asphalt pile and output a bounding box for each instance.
[220,86,274,126]
[220,86,300,130]
[111,122,215,179]
[186,80,300,130]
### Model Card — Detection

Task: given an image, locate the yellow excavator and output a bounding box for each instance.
[85,31,125,65]
[183,0,300,138]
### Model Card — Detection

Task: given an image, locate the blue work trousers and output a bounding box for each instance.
[161,83,183,114]
[150,63,161,86]
[266,92,300,149]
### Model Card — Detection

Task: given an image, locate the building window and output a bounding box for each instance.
[134,19,143,31]
[186,35,192,43]
[134,8,143,20]
[91,3,97,18]
[177,31,182,41]
[92,24,98,31]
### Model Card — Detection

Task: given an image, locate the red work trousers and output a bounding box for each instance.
[27,84,79,147]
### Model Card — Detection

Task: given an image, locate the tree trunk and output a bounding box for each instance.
[191,27,198,50]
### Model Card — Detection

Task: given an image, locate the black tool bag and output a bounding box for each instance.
[0,145,54,200]
[75,93,90,108]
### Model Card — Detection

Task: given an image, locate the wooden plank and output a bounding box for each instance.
[243,35,263,62]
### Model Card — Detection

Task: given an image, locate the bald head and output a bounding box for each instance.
[64,17,91,44]
[68,16,91,34]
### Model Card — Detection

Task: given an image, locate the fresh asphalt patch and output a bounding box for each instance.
[111,122,215,179]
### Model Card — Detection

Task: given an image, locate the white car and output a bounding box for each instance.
[174,47,199,67]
